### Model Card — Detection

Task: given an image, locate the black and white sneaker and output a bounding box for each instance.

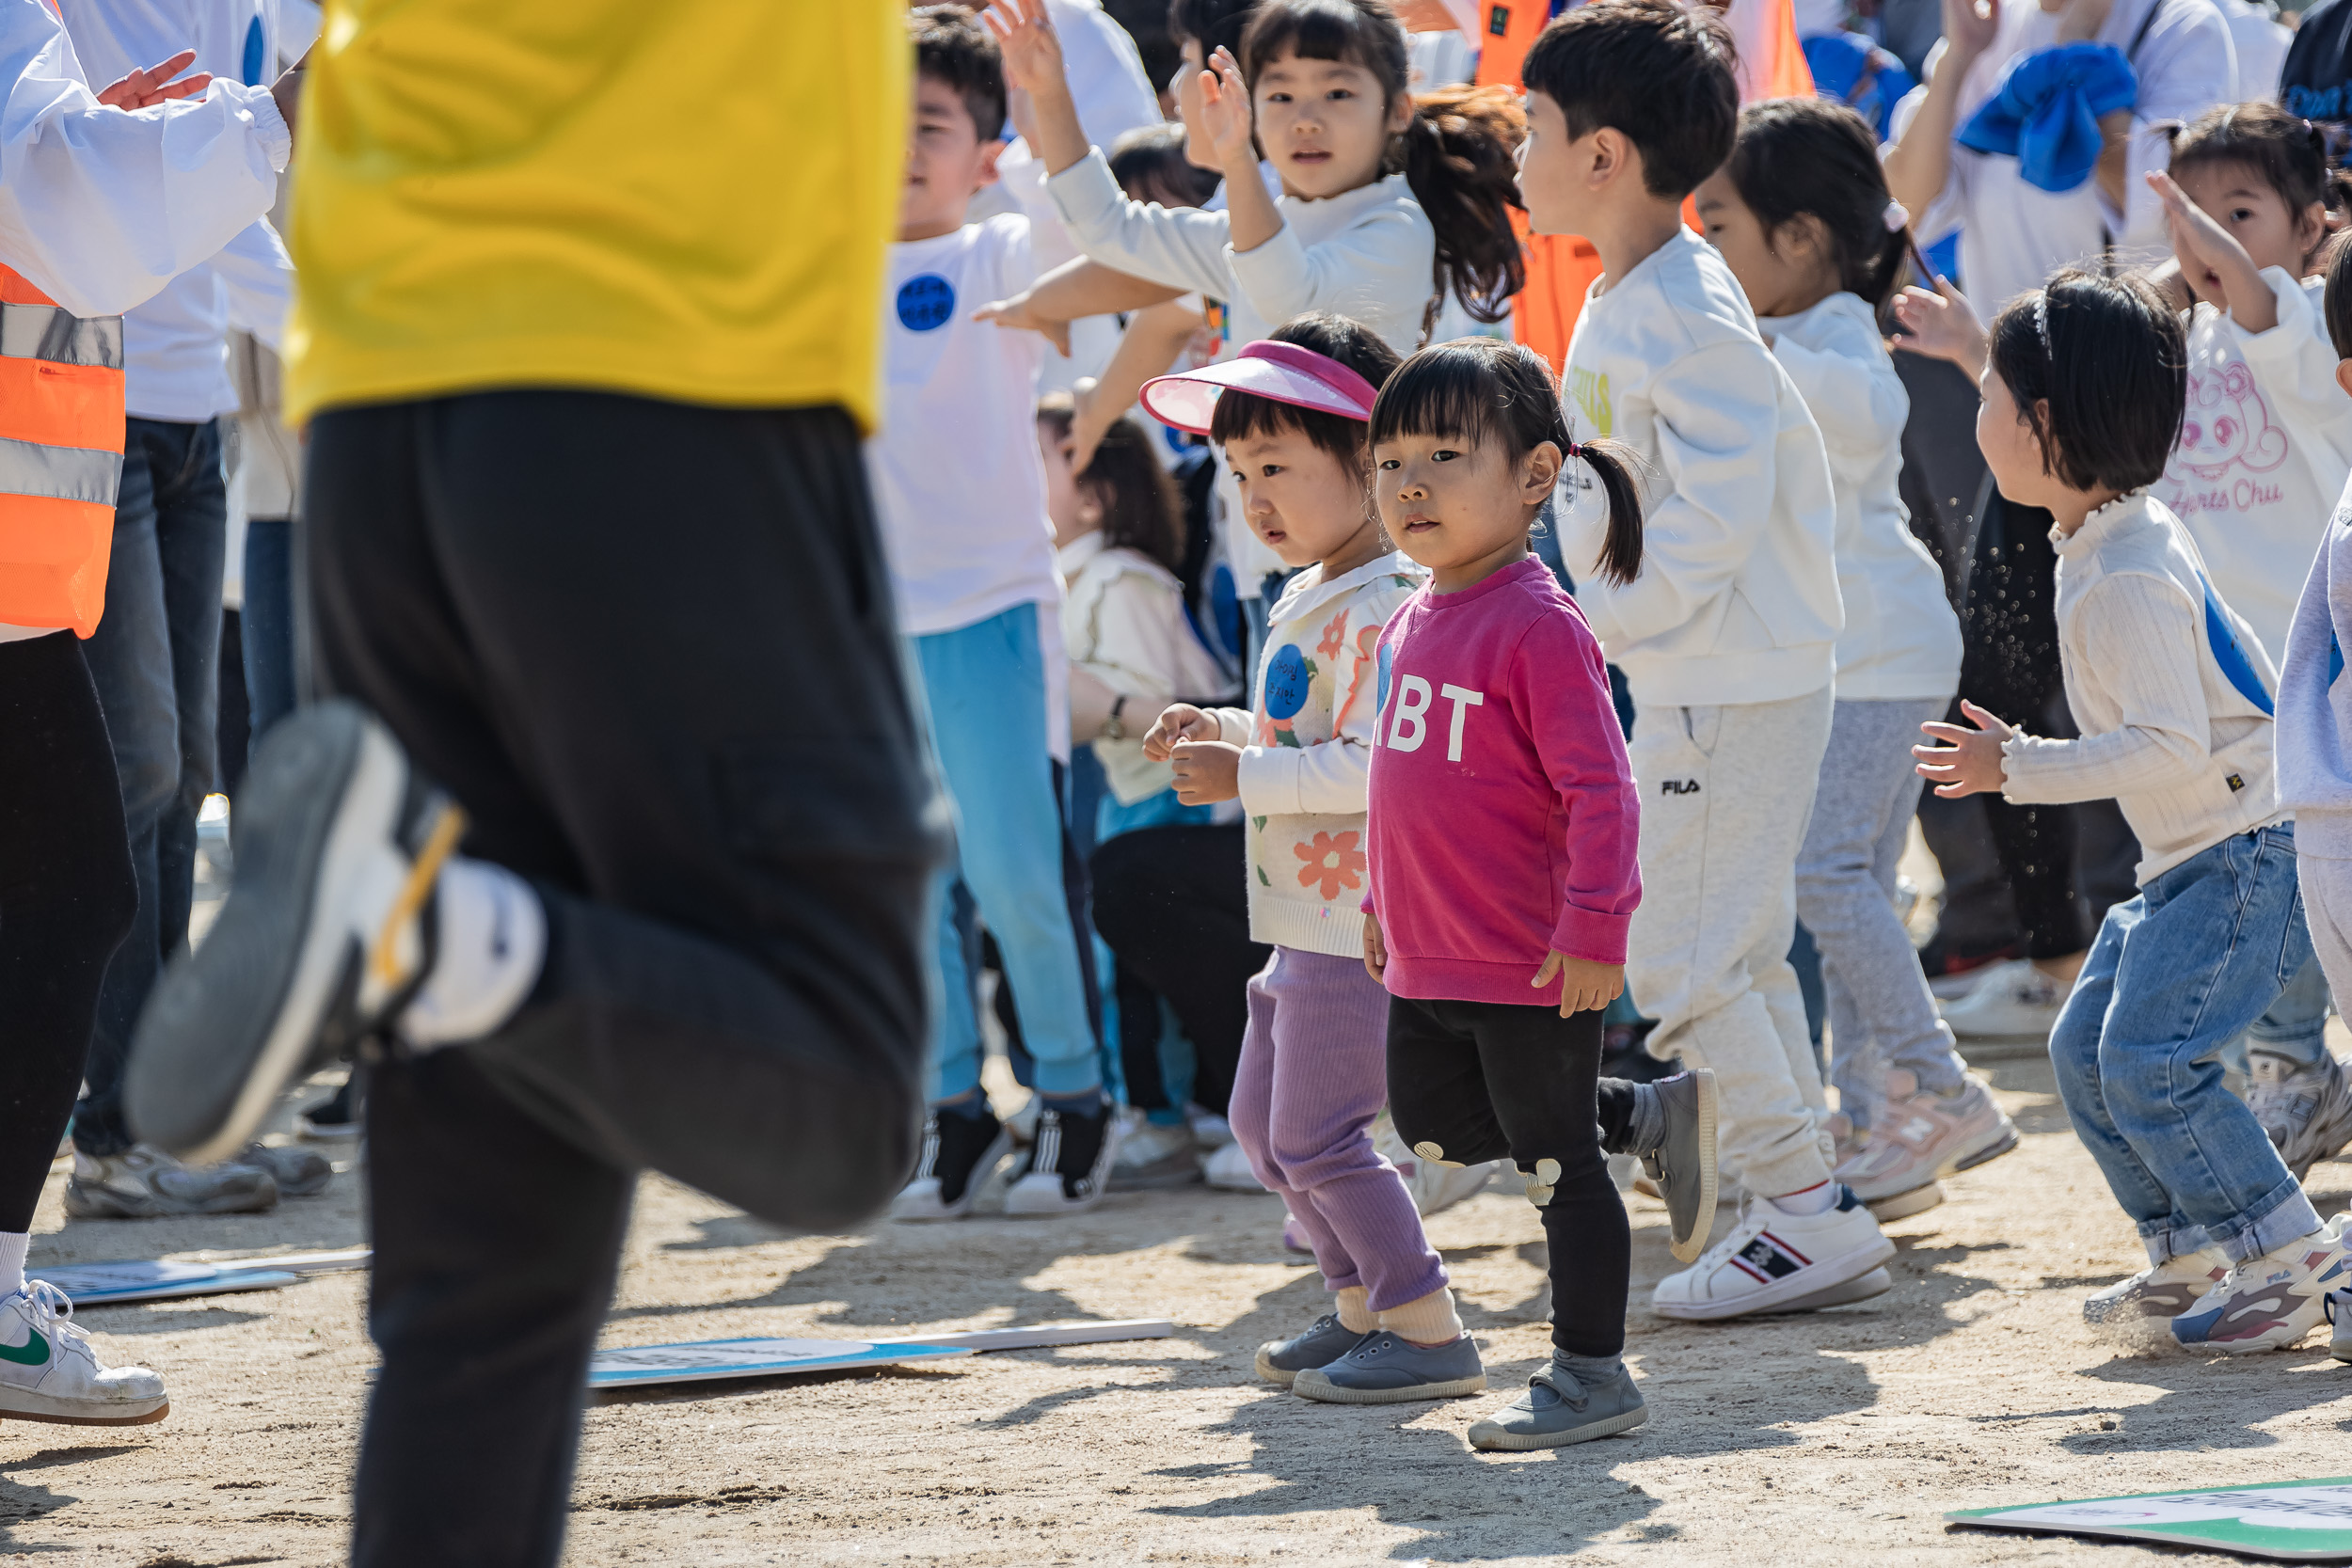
[125,701,462,1167]
[890,1106,1013,1222]
[1003,1100,1121,1216]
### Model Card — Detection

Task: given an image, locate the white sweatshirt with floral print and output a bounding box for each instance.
[1209,551,1425,958]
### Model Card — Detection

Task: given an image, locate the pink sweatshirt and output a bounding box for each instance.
[1365,558,1642,1005]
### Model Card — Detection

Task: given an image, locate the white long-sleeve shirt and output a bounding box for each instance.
[59,0,293,419]
[1557,227,1845,708]
[1906,0,2238,311]
[0,0,285,319]
[2000,490,2281,882]
[1760,292,1962,702]
[2156,268,2352,669]
[1058,531,1229,805]
[2276,474,2352,857]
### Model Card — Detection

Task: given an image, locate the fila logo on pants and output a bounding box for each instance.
[1660,778,1701,796]
[1388,675,1485,762]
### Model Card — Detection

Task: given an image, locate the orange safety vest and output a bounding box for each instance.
[0,264,123,637]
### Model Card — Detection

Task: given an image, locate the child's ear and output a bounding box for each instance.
[2335,359,2352,402]
[976,136,1005,189]
[1783,213,1832,268]
[1524,439,1565,502]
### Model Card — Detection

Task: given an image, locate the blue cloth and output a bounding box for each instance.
[1957,42,2138,194]
[1802,31,1917,140]
[2049,824,2323,1264]
[914,604,1103,1101]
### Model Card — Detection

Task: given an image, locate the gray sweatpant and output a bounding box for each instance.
[1628,685,1837,1197]
[1794,698,1966,1130]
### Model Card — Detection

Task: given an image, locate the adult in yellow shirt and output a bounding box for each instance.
[121,8,947,1563]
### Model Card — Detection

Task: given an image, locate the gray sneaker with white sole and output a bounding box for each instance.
[1468,1357,1647,1451]
[229,1142,334,1198]
[1254,1313,1369,1386]
[1635,1070,1717,1262]
[1292,1331,1486,1404]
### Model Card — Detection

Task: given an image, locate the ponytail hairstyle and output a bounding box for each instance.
[1208,310,1405,472]
[1723,97,1918,311]
[1236,0,1527,335]
[1986,269,2186,494]
[1037,394,1188,573]
[2167,102,2347,272]
[1367,339,1645,586]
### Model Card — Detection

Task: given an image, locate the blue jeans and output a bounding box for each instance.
[240,515,299,752]
[2050,824,2324,1265]
[75,417,227,1156]
[914,604,1101,1102]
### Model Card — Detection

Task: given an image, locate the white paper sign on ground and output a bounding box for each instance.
[589,1319,1177,1391]
[34,1261,303,1306]
[1950,1478,2352,1560]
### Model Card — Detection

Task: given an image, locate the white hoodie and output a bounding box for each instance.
[2155,267,2352,668]
[1557,226,1844,708]
[1760,292,1962,702]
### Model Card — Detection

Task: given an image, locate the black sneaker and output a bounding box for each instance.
[125,701,458,1167]
[1002,1100,1120,1215]
[889,1106,1012,1222]
[296,1076,362,1141]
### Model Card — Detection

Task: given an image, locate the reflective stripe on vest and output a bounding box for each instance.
[0,264,123,638]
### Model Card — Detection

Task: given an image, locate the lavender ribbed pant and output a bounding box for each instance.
[1231,945,1446,1311]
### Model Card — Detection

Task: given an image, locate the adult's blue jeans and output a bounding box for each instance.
[74,417,226,1157]
[240,514,299,751]
[914,603,1101,1102]
[2050,823,2324,1265]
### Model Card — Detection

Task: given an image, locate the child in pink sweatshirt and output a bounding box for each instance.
[1363,338,1689,1452]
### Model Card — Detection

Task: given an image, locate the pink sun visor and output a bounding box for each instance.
[1138,340,1380,436]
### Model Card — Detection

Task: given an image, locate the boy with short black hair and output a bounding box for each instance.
[1519,0,1899,1321]
[882,7,1119,1221]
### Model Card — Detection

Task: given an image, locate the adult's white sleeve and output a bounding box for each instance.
[213,216,292,351]
[2097,0,2236,254]
[1569,340,1788,648]
[1048,149,1239,300]
[0,0,287,318]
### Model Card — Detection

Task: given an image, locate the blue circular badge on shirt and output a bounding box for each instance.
[897,274,956,332]
[1263,643,1311,721]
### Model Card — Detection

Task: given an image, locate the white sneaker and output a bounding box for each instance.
[2172,1218,2352,1354]
[2246,1049,2352,1181]
[0,1283,167,1425]
[1108,1115,1200,1190]
[1935,958,2068,1039]
[1651,1186,1895,1322]
[2082,1249,2230,1348]
[63,1145,277,1218]
[1202,1139,1267,1192]
[1833,1070,2018,1203]
[1372,1110,1502,1217]
[1186,1108,1235,1151]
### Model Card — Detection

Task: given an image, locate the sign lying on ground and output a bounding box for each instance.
[587,1318,1177,1391]
[38,1247,373,1306]
[1950,1478,2352,1560]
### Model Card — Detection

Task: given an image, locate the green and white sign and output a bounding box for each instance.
[1950,1478,2352,1560]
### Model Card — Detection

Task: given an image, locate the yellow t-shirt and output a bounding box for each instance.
[282,2,907,430]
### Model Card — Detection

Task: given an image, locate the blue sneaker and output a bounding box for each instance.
[1254,1314,1369,1387]
[1291,1331,1486,1404]
[1468,1358,1646,1451]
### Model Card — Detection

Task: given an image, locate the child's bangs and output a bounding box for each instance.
[1367,348,1510,454]
[1211,388,1369,467]
[1240,0,1387,83]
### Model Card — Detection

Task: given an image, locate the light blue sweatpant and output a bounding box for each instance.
[914,604,1100,1103]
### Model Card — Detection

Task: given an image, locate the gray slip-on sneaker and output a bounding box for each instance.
[1468,1359,1647,1451]
[1292,1331,1486,1404]
[1642,1069,1718,1263]
[1254,1313,1370,1387]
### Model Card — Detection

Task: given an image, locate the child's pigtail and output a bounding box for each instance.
[1569,436,1646,587]
[1397,85,1527,329]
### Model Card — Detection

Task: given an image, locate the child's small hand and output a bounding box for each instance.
[1141,702,1217,761]
[1169,739,1243,803]
[1534,952,1624,1018]
[982,0,1067,98]
[1199,46,1257,174]
[971,290,1073,356]
[1914,700,2014,798]
[1888,277,1988,381]
[2148,169,2273,327]
[1363,911,1388,986]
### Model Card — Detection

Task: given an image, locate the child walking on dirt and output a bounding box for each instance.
[1362,337,1700,1451]
[1520,0,1897,1323]
[1915,269,2352,1354]
[1693,98,2014,1224]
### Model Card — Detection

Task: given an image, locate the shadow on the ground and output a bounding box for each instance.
[2051,1348,2352,1454]
[75,1306,270,1336]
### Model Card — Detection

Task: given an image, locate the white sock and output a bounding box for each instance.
[0,1232,29,1298]
[1766,1181,1837,1216]
[400,857,547,1049]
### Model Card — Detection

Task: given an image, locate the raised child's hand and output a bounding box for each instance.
[971,290,1073,356]
[1534,952,1624,1018]
[1888,277,1989,382]
[983,0,1067,98]
[2149,168,2267,322]
[1913,700,2014,799]
[1200,46,1257,173]
[97,48,212,109]
[1141,702,1218,762]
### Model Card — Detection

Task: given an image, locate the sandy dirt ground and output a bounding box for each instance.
[3,1045,2349,1568]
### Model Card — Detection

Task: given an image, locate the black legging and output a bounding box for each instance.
[0,632,135,1231]
[1958,491,2091,960]
[1089,824,1266,1119]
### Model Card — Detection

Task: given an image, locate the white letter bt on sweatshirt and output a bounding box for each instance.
[1389,675,1484,762]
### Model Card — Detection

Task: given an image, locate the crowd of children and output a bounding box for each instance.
[843,0,2352,1451]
